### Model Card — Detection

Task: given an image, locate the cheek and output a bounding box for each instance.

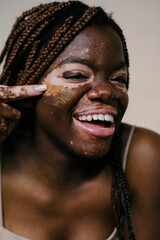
[42,83,91,109]
[43,89,74,109]
[119,88,129,113]
[35,84,91,130]
[35,91,72,140]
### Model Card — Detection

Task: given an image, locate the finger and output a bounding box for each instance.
[0,116,18,137]
[0,84,47,102]
[0,103,21,121]
[0,117,8,134]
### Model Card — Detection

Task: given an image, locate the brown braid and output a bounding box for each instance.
[111,175,123,239]
[25,40,41,70]
[0,3,58,64]
[0,1,74,85]
[16,16,74,85]
[109,131,136,240]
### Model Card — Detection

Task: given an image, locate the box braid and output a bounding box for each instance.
[0,1,73,84]
[0,2,59,64]
[0,1,134,239]
[109,129,136,240]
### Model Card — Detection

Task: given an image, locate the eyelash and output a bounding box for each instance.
[62,71,88,82]
[62,71,127,87]
[110,76,127,87]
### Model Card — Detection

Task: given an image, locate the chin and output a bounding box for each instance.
[69,141,112,160]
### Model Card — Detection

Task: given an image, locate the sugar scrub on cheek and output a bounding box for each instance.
[43,63,94,97]
[43,88,74,107]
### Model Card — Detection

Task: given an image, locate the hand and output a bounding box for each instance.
[0,84,46,142]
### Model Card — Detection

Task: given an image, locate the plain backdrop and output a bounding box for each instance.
[0,0,160,133]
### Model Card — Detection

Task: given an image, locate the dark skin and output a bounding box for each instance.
[1,24,160,240]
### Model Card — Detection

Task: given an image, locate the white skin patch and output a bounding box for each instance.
[43,63,94,96]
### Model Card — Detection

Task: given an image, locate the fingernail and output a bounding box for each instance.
[34,84,47,92]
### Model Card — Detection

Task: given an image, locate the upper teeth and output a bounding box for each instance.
[77,114,114,122]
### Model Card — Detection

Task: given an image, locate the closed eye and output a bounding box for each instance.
[110,76,127,88]
[62,71,88,83]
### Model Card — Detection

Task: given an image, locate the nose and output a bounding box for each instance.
[87,81,119,103]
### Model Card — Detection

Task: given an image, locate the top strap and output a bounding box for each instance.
[122,126,136,172]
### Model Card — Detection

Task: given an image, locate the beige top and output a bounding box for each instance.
[0,126,136,240]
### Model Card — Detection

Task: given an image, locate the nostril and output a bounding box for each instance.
[87,83,118,102]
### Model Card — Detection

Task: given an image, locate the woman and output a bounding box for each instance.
[0,1,159,240]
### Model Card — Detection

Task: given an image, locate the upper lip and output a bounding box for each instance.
[73,107,118,117]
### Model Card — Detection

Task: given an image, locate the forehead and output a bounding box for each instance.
[52,24,125,69]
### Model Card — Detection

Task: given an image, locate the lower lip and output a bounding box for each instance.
[73,118,115,138]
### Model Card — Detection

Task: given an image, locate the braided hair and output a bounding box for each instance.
[109,129,136,240]
[0,1,135,239]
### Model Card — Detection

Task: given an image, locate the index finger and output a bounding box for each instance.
[0,84,47,102]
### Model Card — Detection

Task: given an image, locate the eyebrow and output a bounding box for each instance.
[58,57,95,69]
[58,57,127,73]
[110,61,127,73]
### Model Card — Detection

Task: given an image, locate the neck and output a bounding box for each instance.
[32,121,108,189]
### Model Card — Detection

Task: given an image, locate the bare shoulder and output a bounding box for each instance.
[122,123,160,192]
[130,125,160,157]
[121,124,160,239]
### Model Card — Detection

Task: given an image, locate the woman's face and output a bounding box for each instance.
[36,24,128,158]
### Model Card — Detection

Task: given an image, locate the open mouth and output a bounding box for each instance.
[76,113,113,127]
[74,113,115,137]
